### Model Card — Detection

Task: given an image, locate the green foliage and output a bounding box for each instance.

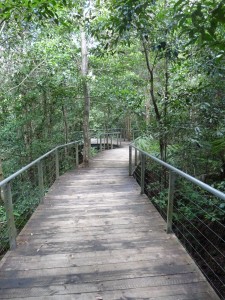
[150,178,225,223]
[0,205,6,222]
[211,138,225,157]
[212,181,225,193]
[90,44,147,130]
[174,0,225,52]
[152,189,167,210]
[0,0,72,24]
[0,20,84,174]
[90,147,98,157]
[12,185,40,219]
[135,136,160,156]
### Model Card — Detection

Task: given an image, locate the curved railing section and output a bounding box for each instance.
[99,132,122,151]
[129,142,225,299]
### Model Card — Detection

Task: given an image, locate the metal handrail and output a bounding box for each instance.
[129,143,225,201]
[100,131,121,135]
[0,131,123,189]
[129,141,225,298]
[0,141,81,188]
[0,132,124,252]
[99,131,122,151]
[0,140,82,250]
[73,128,123,138]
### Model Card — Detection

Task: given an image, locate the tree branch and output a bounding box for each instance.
[142,37,161,122]
[142,37,152,77]
[0,21,5,35]
[5,60,45,94]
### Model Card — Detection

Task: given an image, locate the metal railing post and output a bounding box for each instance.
[120,134,122,147]
[135,148,137,166]
[55,149,59,179]
[141,153,146,194]
[106,134,109,149]
[38,161,44,202]
[75,143,79,167]
[129,145,132,176]
[3,183,17,249]
[167,171,176,234]
[111,135,113,149]
[100,135,102,152]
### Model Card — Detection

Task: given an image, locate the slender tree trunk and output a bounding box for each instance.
[42,89,48,139]
[142,39,166,161]
[62,105,68,144]
[126,114,131,141]
[62,104,68,156]
[145,97,150,127]
[0,158,4,203]
[81,30,90,167]
[142,39,161,122]
[106,107,109,148]
[164,55,169,119]
[163,54,169,162]
[23,104,33,164]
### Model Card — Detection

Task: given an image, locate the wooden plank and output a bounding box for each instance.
[0,260,198,286]
[0,283,217,300]
[26,203,160,215]
[0,273,210,298]
[1,253,195,274]
[17,231,168,243]
[12,239,182,257]
[2,245,190,266]
[17,225,166,240]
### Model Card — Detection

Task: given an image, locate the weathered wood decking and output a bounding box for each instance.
[0,143,220,300]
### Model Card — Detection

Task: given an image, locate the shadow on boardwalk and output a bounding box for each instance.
[0,143,220,299]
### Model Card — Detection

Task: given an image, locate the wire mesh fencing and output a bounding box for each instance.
[0,202,9,256]
[0,164,40,256]
[0,141,82,258]
[130,145,225,300]
[172,179,225,299]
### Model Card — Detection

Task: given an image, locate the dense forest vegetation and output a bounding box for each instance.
[0,0,225,297]
[0,0,224,184]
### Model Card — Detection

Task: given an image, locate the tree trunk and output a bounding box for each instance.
[62,105,68,144]
[42,88,48,140]
[142,39,165,160]
[0,159,3,182]
[81,30,90,167]
[145,97,150,127]
[126,114,131,141]
[0,158,4,204]
[142,39,161,123]
[23,103,33,164]
[164,55,169,119]
[162,54,169,162]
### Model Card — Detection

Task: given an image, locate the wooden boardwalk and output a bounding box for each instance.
[0,143,220,300]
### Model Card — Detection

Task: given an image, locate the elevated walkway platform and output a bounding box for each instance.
[0,143,219,299]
